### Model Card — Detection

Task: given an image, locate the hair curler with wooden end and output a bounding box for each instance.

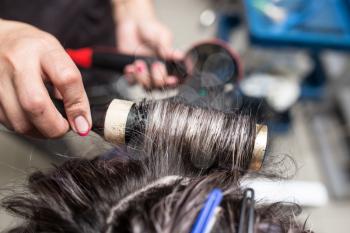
[249,124,268,171]
[53,99,143,145]
[54,98,268,171]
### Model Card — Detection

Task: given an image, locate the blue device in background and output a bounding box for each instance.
[215,0,350,132]
[244,0,350,50]
[241,0,350,99]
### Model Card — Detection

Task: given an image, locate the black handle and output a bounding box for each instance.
[52,99,107,135]
[53,99,66,118]
[92,51,187,79]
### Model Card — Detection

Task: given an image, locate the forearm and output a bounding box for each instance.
[112,0,156,22]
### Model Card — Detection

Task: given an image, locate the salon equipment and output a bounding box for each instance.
[243,0,350,98]
[215,0,350,98]
[212,0,350,133]
[245,0,350,50]
[54,98,268,171]
[67,40,242,86]
[191,188,223,233]
[238,189,255,233]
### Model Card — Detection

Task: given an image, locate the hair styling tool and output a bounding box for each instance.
[191,188,223,233]
[67,39,243,86]
[54,98,268,171]
[238,188,255,233]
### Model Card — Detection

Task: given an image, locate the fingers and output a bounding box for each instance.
[156,31,173,58]
[119,20,183,88]
[169,49,185,61]
[53,87,63,100]
[151,62,178,87]
[124,64,136,85]
[0,104,12,130]
[132,60,152,89]
[150,62,166,87]
[142,23,173,58]
[0,75,32,135]
[41,48,91,136]
[143,24,184,61]
[164,76,180,87]
[0,101,45,138]
[126,60,179,89]
[0,22,89,138]
[13,63,69,138]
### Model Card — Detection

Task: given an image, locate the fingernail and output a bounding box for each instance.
[136,64,144,73]
[74,115,90,136]
[166,77,179,85]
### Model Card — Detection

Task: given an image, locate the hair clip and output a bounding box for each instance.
[238,188,255,233]
[191,188,223,233]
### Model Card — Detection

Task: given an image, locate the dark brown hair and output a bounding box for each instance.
[128,99,260,176]
[2,155,310,233]
[1,100,307,232]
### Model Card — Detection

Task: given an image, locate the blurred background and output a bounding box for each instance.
[1,0,350,232]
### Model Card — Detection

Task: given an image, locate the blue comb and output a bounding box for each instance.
[191,188,223,233]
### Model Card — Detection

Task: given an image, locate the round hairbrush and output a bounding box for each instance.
[54,98,268,171]
[67,39,242,91]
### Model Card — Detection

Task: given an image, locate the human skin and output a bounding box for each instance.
[114,0,183,89]
[0,19,91,138]
[0,1,180,138]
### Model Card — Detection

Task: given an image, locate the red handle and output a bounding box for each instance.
[66,48,93,69]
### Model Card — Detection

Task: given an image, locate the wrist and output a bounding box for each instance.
[113,0,156,23]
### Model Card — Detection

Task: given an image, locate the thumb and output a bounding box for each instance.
[157,29,173,58]
[141,23,173,58]
[41,48,92,136]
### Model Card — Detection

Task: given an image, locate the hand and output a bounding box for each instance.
[114,0,183,89]
[0,20,91,138]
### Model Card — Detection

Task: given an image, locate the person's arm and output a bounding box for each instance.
[112,0,183,89]
[0,19,91,137]
[113,0,162,54]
